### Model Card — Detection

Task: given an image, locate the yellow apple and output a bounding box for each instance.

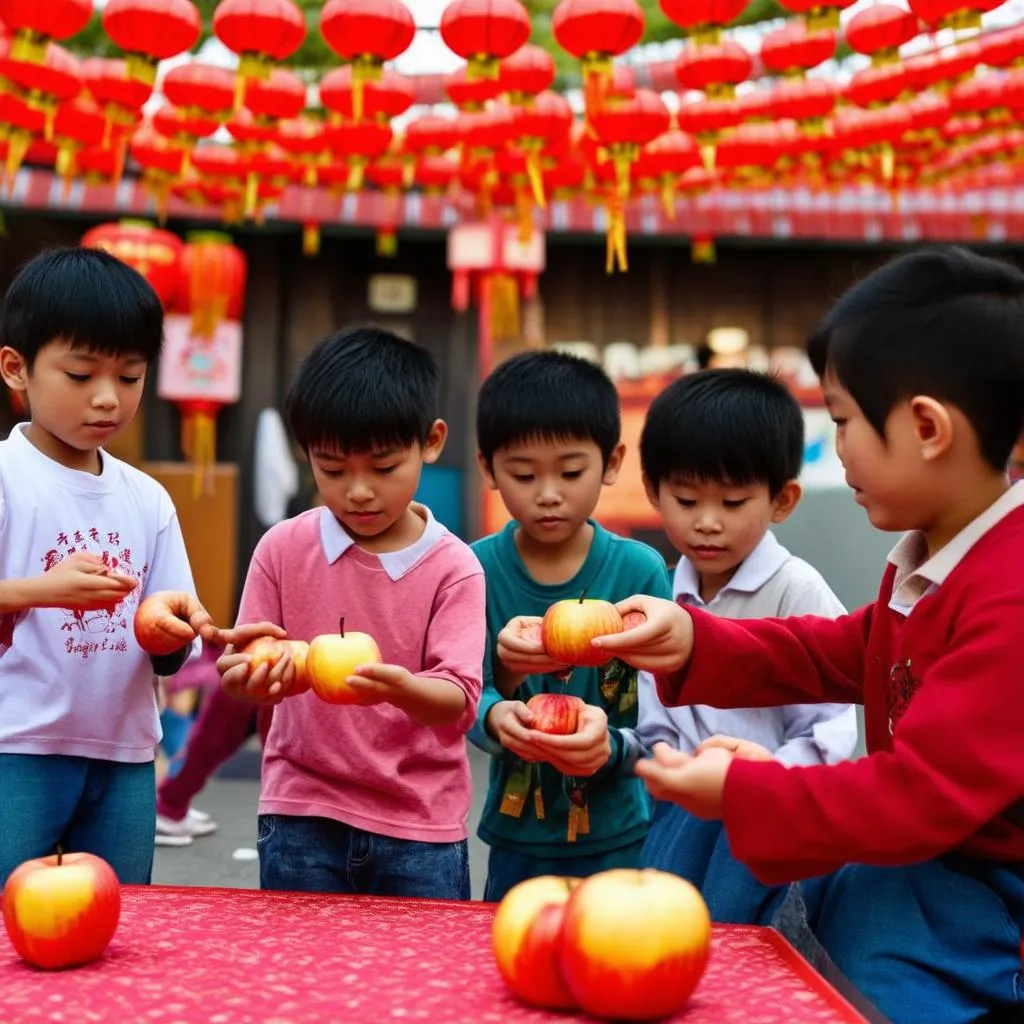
[241,636,311,696]
[307,618,382,705]
[541,595,624,668]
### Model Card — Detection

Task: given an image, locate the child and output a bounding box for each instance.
[636,369,857,924]
[217,327,485,899]
[469,351,672,902]
[0,247,212,886]
[595,247,1024,1024]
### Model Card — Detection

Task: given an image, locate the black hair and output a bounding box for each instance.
[640,368,804,497]
[286,326,439,454]
[2,246,164,368]
[808,246,1024,471]
[476,350,621,466]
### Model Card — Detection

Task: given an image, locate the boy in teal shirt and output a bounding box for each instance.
[469,351,671,901]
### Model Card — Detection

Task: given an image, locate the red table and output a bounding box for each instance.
[0,886,870,1023]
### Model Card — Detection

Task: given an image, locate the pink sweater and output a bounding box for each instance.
[238,506,486,843]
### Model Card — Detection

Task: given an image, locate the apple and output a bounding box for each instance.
[307,617,382,705]
[241,637,311,695]
[134,590,208,656]
[541,594,624,668]
[559,868,711,1020]
[492,876,579,1010]
[526,693,585,735]
[2,850,121,970]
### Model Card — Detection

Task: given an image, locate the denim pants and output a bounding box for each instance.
[641,803,789,925]
[774,855,1024,1024]
[257,814,471,900]
[483,838,646,903]
[0,753,155,887]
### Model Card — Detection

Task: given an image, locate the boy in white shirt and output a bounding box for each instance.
[0,247,214,886]
[636,369,857,922]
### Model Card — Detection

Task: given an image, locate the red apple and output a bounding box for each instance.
[559,868,711,1020]
[134,590,208,656]
[492,876,579,1010]
[541,595,624,668]
[2,851,121,970]
[307,617,382,705]
[242,637,311,696]
[526,693,586,735]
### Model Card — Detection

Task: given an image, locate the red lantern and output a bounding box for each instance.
[0,91,46,182]
[676,96,741,168]
[101,0,201,87]
[0,42,81,140]
[162,63,236,121]
[440,0,532,80]
[414,153,459,194]
[325,117,393,189]
[76,144,119,184]
[636,129,700,216]
[213,0,306,105]
[460,103,516,160]
[908,0,1000,33]
[445,64,503,109]
[130,121,186,220]
[152,103,221,160]
[777,0,856,32]
[277,114,324,185]
[675,40,752,100]
[770,77,837,129]
[499,43,556,104]
[81,58,152,146]
[512,90,573,204]
[0,0,92,65]
[320,0,415,120]
[552,0,645,115]
[659,0,748,46]
[405,114,461,156]
[244,67,307,123]
[51,95,106,189]
[845,6,920,67]
[319,67,414,122]
[760,23,836,78]
[979,26,1024,69]
[80,220,184,308]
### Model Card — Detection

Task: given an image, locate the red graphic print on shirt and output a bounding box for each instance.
[887,658,920,734]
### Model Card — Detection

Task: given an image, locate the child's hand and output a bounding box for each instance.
[591,596,694,673]
[497,616,570,676]
[635,742,732,820]
[37,552,137,611]
[521,704,612,776]
[345,663,416,707]
[696,735,774,762]
[486,700,545,762]
[218,622,293,704]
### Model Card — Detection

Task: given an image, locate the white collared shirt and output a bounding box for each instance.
[637,532,859,766]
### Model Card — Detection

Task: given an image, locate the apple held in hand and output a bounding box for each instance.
[307,617,382,705]
[2,850,121,970]
[242,637,311,695]
[492,876,579,1010]
[559,868,711,1020]
[134,591,205,656]
[526,693,586,735]
[541,594,624,668]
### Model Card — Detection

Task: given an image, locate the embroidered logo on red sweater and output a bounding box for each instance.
[888,658,919,733]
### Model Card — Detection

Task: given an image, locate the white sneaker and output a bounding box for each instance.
[155,830,193,848]
[156,808,219,841]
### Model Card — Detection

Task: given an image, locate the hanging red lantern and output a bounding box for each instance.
[320,0,416,121]
[979,26,1024,69]
[676,96,741,169]
[81,57,151,146]
[770,77,837,130]
[130,121,186,220]
[636,129,700,217]
[405,114,461,156]
[460,103,516,162]
[659,0,748,46]
[101,0,201,88]
[366,153,407,256]
[415,153,459,195]
[0,0,92,65]
[675,40,752,100]
[76,143,119,184]
[908,0,1001,33]
[325,117,393,189]
[277,114,324,185]
[760,23,836,79]
[51,95,106,190]
[845,6,920,68]
[0,42,81,141]
[513,89,573,204]
[552,0,645,117]
[213,0,307,106]
[444,64,503,110]
[81,220,184,307]
[440,0,532,80]
[736,88,774,122]
[846,63,910,108]
[0,92,46,183]
[777,0,855,32]
[152,103,221,166]
[245,67,307,123]
[499,43,556,104]
[163,63,236,122]
[319,67,414,123]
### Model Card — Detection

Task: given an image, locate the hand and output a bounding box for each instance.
[486,700,546,763]
[590,596,693,673]
[218,621,293,704]
[521,704,612,776]
[635,742,733,820]
[345,663,416,707]
[497,616,569,677]
[696,734,774,762]
[37,553,137,611]
[140,590,221,652]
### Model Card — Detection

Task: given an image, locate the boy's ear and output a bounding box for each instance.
[0,347,28,392]
[476,450,499,489]
[421,419,448,465]
[908,395,953,462]
[602,442,626,485]
[642,473,660,510]
[770,480,802,524]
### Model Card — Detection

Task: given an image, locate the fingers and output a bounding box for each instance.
[652,741,691,767]
[695,734,740,755]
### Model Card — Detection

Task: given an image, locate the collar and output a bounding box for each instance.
[674,531,789,605]
[888,482,1024,609]
[318,503,446,581]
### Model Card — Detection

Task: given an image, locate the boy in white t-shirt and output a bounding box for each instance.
[636,369,858,922]
[0,247,215,886]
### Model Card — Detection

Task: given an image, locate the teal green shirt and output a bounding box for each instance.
[468,521,672,859]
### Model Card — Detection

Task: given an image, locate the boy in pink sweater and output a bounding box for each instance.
[217,328,485,899]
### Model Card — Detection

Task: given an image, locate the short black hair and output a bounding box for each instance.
[286,326,439,454]
[640,368,804,497]
[808,247,1024,471]
[477,350,620,466]
[2,246,164,368]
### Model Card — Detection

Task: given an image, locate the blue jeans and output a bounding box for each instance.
[0,753,155,887]
[483,839,645,903]
[642,804,789,925]
[257,814,471,900]
[776,855,1024,1024]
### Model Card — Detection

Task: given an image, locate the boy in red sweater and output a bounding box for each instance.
[593,247,1024,1024]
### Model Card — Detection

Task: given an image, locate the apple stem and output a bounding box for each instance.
[56,844,63,867]
[339,616,345,639]
[578,590,586,604]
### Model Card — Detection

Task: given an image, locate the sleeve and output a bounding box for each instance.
[722,595,1024,884]
[467,626,509,758]
[236,537,284,628]
[419,571,487,735]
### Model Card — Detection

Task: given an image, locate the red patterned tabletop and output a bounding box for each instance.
[0,886,869,1024]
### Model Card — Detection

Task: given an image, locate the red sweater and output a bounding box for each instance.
[656,506,1024,885]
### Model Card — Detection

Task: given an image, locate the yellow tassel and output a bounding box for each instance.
[525,148,546,208]
[303,223,320,256]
